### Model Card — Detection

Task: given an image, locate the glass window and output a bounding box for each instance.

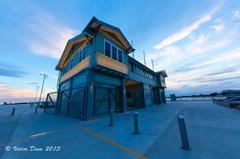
[118,49,123,62]
[112,45,117,60]
[105,41,111,57]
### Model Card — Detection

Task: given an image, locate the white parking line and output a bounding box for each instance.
[29,132,47,138]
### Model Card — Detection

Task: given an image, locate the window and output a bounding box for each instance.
[112,46,117,60]
[105,41,111,57]
[143,69,146,77]
[104,40,124,63]
[118,50,123,62]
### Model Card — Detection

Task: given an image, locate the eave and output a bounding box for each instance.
[56,33,93,70]
[83,16,135,53]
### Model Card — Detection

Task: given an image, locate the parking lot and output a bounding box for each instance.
[0,101,240,159]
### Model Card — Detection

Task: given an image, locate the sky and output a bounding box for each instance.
[0,0,240,103]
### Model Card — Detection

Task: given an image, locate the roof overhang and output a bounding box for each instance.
[157,70,168,77]
[56,33,93,70]
[83,17,135,53]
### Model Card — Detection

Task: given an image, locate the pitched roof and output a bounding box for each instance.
[83,16,135,53]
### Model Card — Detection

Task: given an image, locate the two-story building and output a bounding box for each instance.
[54,17,167,120]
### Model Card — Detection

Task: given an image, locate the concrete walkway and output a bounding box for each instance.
[0,101,240,159]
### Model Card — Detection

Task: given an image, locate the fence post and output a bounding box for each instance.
[11,108,15,116]
[133,112,139,135]
[177,114,190,150]
[109,109,114,127]
[44,95,48,113]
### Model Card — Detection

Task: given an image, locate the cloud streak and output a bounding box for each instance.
[154,1,225,49]
[165,47,240,95]
[0,61,28,78]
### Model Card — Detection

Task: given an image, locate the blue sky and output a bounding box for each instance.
[0,0,240,103]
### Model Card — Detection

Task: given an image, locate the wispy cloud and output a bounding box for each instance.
[150,5,240,95]
[210,24,224,32]
[185,33,230,55]
[165,48,240,95]
[25,11,79,59]
[0,61,28,78]
[234,10,240,18]
[154,1,225,49]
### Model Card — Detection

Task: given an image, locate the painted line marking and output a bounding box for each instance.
[0,124,79,147]
[29,132,47,138]
[0,123,148,159]
[78,125,148,159]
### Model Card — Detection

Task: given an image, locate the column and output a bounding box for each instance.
[120,78,127,112]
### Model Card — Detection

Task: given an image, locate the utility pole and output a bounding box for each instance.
[151,58,154,71]
[143,51,146,66]
[28,82,39,107]
[131,40,135,59]
[38,73,48,106]
[34,85,39,104]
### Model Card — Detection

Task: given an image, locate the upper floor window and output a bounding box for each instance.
[105,41,111,57]
[118,50,123,62]
[112,46,117,60]
[104,40,123,63]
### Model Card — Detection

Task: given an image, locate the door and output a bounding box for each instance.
[153,87,160,105]
[94,86,116,115]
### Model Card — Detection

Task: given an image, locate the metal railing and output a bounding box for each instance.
[45,86,87,119]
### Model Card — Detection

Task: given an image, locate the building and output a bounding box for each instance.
[52,17,167,120]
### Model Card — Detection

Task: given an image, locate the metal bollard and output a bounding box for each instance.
[108,109,113,127]
[35,106,38,114]
[11,108,15,116]
[133,112,139,135]
[177,114,190,150]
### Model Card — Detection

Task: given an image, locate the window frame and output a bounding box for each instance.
[111,45,117,60]
[104,40,111,57]
[104,39,124,63]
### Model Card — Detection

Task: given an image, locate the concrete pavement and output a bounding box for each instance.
[0,101,240,159]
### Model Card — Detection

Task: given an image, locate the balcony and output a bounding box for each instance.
[96,52,128,74]
[60,52,128,83]
[60,56,90,83]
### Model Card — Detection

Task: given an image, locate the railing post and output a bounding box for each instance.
[133,112,139,135]
[11,108,15,116]
[109,109,114,127]
[177,114,190,150]
[44,94,48,113]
